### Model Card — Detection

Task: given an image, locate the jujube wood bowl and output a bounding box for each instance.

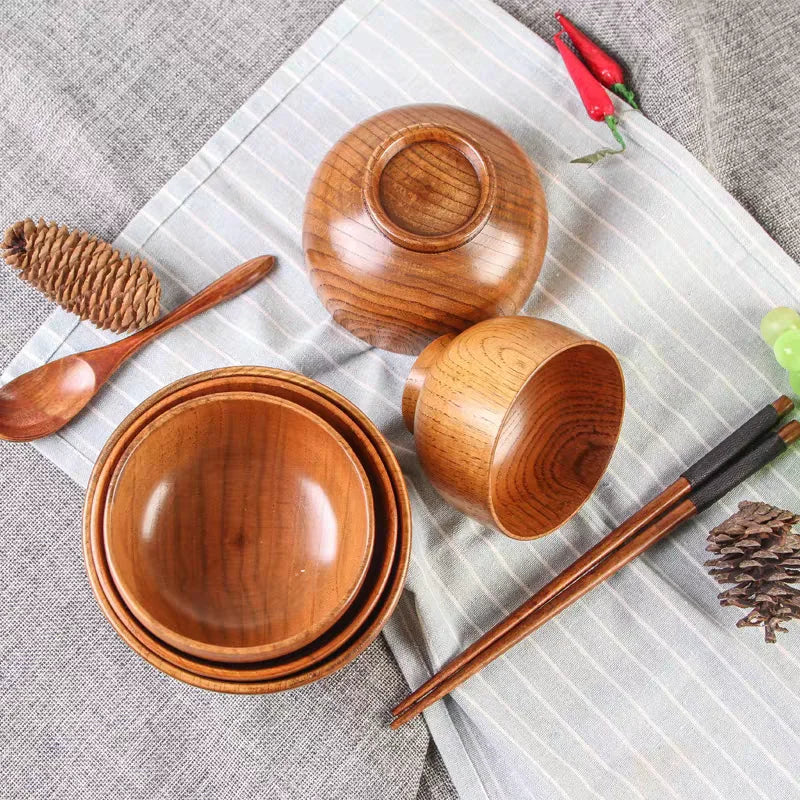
[88,373,398,681]
[403,317,625,540]
[83,368,411,693]
[103,391,375,663]
[303,104,548,355]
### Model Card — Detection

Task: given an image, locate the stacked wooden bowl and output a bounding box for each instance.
[83,367,411,693]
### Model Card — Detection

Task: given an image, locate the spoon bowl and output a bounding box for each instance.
[0,355,99,441]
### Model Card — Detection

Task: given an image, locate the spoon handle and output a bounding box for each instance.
[119,255,275,356]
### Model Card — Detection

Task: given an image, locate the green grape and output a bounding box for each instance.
[774,329,800,371]
[790,371,800,397]
[760,306,800,346]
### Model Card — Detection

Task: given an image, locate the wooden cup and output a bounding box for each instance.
[403,317,625,540]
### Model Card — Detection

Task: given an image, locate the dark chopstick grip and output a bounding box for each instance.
[689,431,787,513]
[681,403,783,489]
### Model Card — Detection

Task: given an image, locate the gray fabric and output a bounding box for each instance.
[0,2,797,800]
[0,2,444,798]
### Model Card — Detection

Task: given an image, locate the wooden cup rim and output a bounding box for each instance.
[487,340,626,540]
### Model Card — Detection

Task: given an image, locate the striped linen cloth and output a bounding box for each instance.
[4,0,800,797]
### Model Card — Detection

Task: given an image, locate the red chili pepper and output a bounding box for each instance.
[555,11,638,109]
[553,32,625,164]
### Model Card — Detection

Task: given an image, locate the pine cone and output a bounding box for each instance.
[705,500,800,643]
[1,218,161,333]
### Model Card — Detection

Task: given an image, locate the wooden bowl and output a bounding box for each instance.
[88,373,398,681]
[83,368,412,692]
[103,391,374,663]
[403,317,625,540]
[303,104,548,355]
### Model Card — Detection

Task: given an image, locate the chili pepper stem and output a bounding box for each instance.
[612,82,639,109]
[605,115,626,150]
[571,115,626,165]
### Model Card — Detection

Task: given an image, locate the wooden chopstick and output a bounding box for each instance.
[392,397,792,722]
[391,399,796,728]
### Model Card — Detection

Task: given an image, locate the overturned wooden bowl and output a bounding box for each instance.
[103,391,375,663]
[303,104,548,355]
[403,317,625,540]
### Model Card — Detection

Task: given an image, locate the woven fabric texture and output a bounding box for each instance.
[0,1,798,800]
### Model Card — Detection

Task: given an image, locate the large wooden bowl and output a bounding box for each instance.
[83,368,411,693]
[102,391,374,663]
[87,373,398,681]
[403,317,625,540]
[303,104,548,355]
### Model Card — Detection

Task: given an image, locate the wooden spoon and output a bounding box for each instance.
[0,255,275,442]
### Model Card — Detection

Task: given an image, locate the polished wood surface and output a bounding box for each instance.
[392,477,689,720]
[391,498,698,728]
[0,255,274,441]
[303,104,548,354]
[379,141,480,236]
[83,367,412,692]
[89,372,398,681]
[773,395,794,416]
[404,316,625,539]
[392,400,798,726]
[104,391,374,663]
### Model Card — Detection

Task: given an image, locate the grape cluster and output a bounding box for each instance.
[760,307,800,394]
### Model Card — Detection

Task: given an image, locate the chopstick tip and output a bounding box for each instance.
[773,395,794,417]
[778,420,800,446]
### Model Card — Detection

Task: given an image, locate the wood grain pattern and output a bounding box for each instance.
[0,255,274,441]
[303,104,548,355]
[391,421,800,727]
[378,141,480,236]
[393,395,795,722]
[403,316,625,539]
[104,391,374,663]
[83,367,411,692]
[89,373,398,681]
[390,499,697,728]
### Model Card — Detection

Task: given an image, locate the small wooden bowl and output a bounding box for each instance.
[403,317,625,540]
[83,368,411,693]
[88,373,398,681]
[303,104,548,355]
[103,391,374,663]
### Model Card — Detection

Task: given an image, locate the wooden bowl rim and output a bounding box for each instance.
[102,390,375,662]
[89,375,397,680]
[83,367,411,692]
[487,339,626,540]
[362,121,497,254]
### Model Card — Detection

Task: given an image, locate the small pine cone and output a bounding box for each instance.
[705,500,800,643]
[2,218,161,333]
